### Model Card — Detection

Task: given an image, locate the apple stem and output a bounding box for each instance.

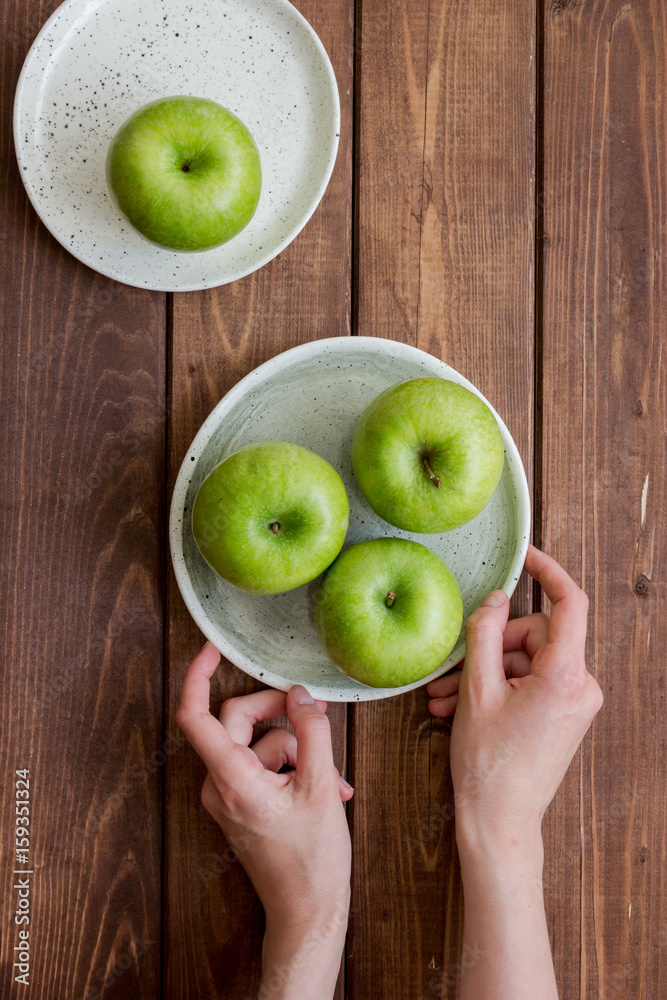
[269,522,280,534]
[386,591,396,607]
[423,457,441,488]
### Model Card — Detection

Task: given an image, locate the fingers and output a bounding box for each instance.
[251,728,297,771]
[426,668,461,716]
[250,705,353,800]
[503,613,549,657]
[503,649,532,678]
[219,689,288,745]
[524,545,580,604]
[524,545,589,652]
[430,619,541,687]
[337,774,355,802]
[428,693,458,717]
[426,669,461,700]
[286,685,335,784]
[462,590,510,693]
[175,643,235,769]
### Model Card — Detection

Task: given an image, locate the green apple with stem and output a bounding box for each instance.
[106,96,261,251]
[352,378,504,533]
[315,537,463,687]
[192,441,349,595]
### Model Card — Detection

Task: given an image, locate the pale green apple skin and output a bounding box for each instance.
[106,96,261,251]
[352,378,504,533]
[192,441,349,595]
[315,537,463,687]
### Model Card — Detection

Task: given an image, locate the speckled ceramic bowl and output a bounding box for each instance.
[13,0,339,291]
[170,337,531,702]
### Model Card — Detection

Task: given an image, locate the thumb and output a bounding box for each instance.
[286,685,335,784]
[463,591,510,691]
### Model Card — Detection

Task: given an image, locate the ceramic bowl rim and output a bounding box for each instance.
[169,336,532,702]
[13,0,341,291]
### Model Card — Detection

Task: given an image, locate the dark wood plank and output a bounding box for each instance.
[350,1,535,996]
[0,3,166,998]
[540,0,667,995]
[163,2,354,997]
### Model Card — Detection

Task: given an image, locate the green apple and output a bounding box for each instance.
[315,537,463,687]
[106,96,261,251]
[192,441,349,595]
[352,378,504,533]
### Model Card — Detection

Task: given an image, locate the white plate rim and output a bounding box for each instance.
[13,0,341,292]
[169,336,532,702]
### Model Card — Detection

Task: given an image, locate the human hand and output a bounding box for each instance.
[176,643,353,999]
[426,544,603,851]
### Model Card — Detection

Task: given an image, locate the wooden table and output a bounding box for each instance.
[2,1,665,997]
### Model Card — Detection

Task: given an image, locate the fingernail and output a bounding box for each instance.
[482,590,506,607]
[291,685,314,705]
[339,776,354,791]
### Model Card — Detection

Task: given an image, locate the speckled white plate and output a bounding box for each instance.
[170,337,531,702]
[13,0,339,291]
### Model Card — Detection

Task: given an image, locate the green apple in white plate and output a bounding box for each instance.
[105,96,261,251]
[352,377,504,533]
[192,441,349,595]
[315,537,463,687]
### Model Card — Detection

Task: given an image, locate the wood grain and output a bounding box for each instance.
[163,2,354,998]
[4,0,667,997]
[0,3,166,998]
[350,1,535,996]
[540,0,667,995]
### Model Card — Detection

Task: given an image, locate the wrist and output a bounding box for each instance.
[455,813,544,880]
[263,886,350,939]
[454,818,557,1000]
[260,899,349,1000]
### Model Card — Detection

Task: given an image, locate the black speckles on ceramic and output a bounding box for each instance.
[14,0,340,291]
[169,338,532,703]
